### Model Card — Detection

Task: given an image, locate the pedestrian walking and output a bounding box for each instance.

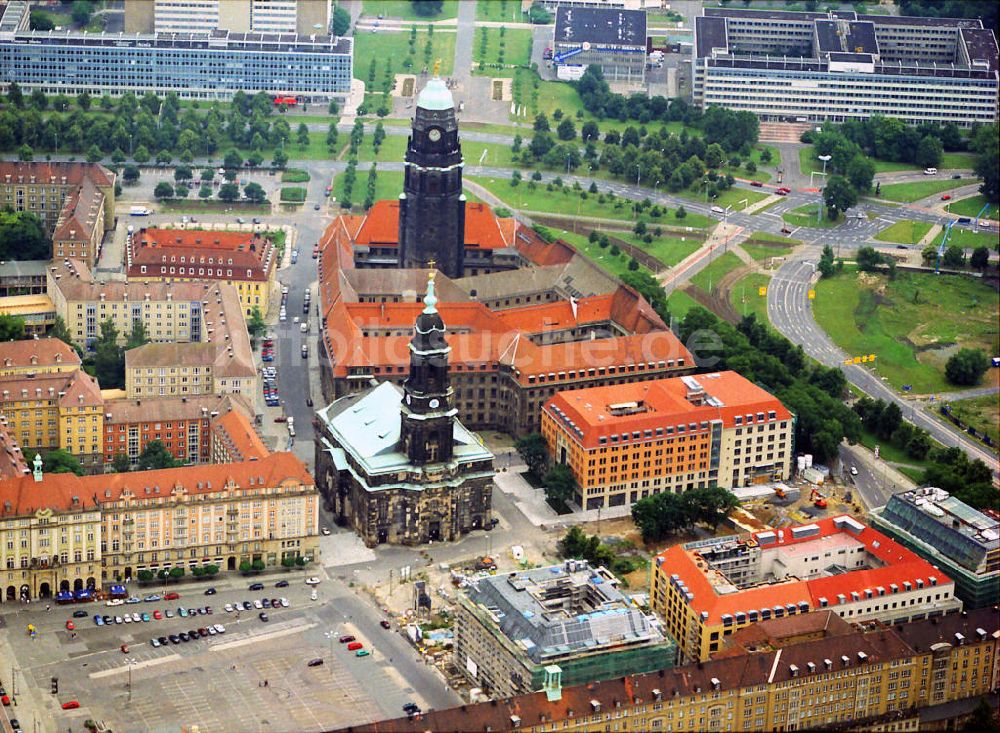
[45,604,50,611]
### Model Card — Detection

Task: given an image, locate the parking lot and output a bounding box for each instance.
[3,577,433,733]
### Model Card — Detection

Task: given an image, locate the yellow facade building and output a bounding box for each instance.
[0,338,80,377]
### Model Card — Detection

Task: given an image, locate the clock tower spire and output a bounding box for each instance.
[398,74,465,278]
[399,271,456,465]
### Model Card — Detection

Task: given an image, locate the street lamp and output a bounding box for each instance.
[817,155,831,223]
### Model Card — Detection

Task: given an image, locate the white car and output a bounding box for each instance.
[214,623,226,634]
[132,613,142,623]
[280,598,289,608]
[305,577,322,586]
[321,527,331,536]
[850,466,858,476]
[224,603,234,613]
[253,599,263,609]
[106,598,124,606]
[123,614,132,623]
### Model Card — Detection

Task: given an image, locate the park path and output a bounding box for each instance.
[917,224,942,247]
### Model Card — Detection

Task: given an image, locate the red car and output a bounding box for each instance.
[65,620,75,631]
[941,194,952,201]
[163,592,180,601]
[380,620,391,629]
[1,694,9,706]
[750,181,763,187]
[346,641,363,651]
[153,610,163,620]
[312,248,319,259]
[61,701,80,710]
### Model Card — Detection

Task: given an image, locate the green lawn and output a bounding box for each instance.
[874,220,934,245]
[941,152,977,169]
[730,272,773,324]
[361,0,458,20]
[723,145,779,183]
[279,187,307,203]
[680,185,769,211]
[467,176,711,227]
[931,227,1000,249]
[945,394,1000,446]
[746,231,802,246]
[877,179,969,203]
[666,288,701,322]
[742,242,794,262]
[330,169,485,210]
[800,147,917,176]
[475,0,524,21]
[475,28,533,71]
[782,203,842,229]
[813,267,1000,393]
[947,195,999,220]
[690,251,743,293]
[353,29,456,81]
[557,231,649,280]
[856,429,933,474]
[612,232,702,268]
[280,168,310,183]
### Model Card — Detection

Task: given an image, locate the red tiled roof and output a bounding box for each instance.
[512,227,577,266]
[654,515,953,626]
[0,420,28,480]
[0,369,102,408]
[0,338,81,371]
[0,161,115,188]
[0,452,311,517]
[546,371,791,448]
[347,199,516,250]
[52,177,105,243]
[211,409,270,462]
[127,228,275,282]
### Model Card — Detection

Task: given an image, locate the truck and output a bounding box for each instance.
[129,206,151,216]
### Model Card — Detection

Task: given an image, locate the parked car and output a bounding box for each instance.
[65,620,75,631]
[158,636,169,646]
[355,649,370,657]
[94,615,104,626]
[106,599,124,607]
[214,624,226,634]
[339,635,356,643]
[275,580,289,588]
[163,592,180,601]
[61,701,80,710]
[254,599,264,609]
[249,582,264,591]
[143,594,161,602]
[150,638,161,648]
[941,194,952,201]
[780,227,793,234]
[141,613,151,622]
[259,612,269,622]
[179,632,190,642]
[204,587,217,595]
[198,628,210,638]
[131,613,141,623]
[178,608,189,617]
[169,634,181,644]
[153,610,163,620]
[126,596,141,604]
[305,577,321,585]
[114,616,124,624]
[165,610,175,618]
[347,641,363,651]
[750,181,763,187]
[280,598,289,608]
[307,658,325,667]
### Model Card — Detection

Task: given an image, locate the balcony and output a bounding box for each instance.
[30,557,61,569]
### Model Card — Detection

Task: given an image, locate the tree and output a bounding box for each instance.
[239,561,252,575]
[174,185,189,199]
[915,134,943,169]
[533,113,550,132]
[199,184,213,199]
[30,89,47,111]
[223,149,243,170]
[153,181,174,200]
[203,564,219,577]
[818,244,837,278]
[132,145,150,164]
[296,122,310,147]
[945,348,990,386]
[47,316,78,353]
[111,453,131,473]
[856,246,884,272]
[137,570,155,583]
[846,154,875,193]
[122,164,140,184]
[332,4,351,35]
[970,246,990,271]
[556,118,576,141]
[29,10,56,30]
[942,245,965,268]
[0,315,23,342]
[173,165,192,183]
[137,440,182,471]
[126,320,150,350]
[71,0,95,26]
[959,697,999,733]
[0,210,49,260]
[581,121,600,141]
[76,91,92,111]
[685,486,740,529]
[272,148,288,169]
[410,0,444,16]
[823,174,857,218]
[542,464,576,505]
[244,182,267,203]
[251,559,265,572]
[516,433,548,479]
[168,567,185,580]
[6,81,23,108]
[93,318,125,389]
[41,449,84,476]
[971,123,998,203]
[17,144,33,162]
[218,182,240,202]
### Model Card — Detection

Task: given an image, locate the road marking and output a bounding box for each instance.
[89,652,182,678]
[211,621,316,651]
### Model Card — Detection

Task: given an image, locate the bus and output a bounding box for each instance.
[273,96,298,106]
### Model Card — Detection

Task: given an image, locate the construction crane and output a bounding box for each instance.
[935,219,956,275]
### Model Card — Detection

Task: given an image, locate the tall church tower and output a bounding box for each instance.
[398,75,465,278]
[399,272,457,465]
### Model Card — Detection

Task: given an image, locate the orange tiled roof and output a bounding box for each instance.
[0,451,311,517]
[52,177,105,243]
[654,515,952,626]
[0,420,28,480]
[348,199,516,250]
[546,371,791,449]
[0,338,81,371]
[0,161,115,188]
[211,408,270,461]
[127,228,275,282]
[0,369,102,407]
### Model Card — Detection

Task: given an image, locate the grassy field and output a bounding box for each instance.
[856,429,933,474]
[475,28,533,71]
[353,29,456,81]
[690,251,743,293]
[746,231,802,246]
[941,152,977,169]
[557,231,647,280]
[279,187,307,203]
[159,200,270,214]
[280,169,310,183]
[782,203,842,229]
[947,195,999,219]
[813,267,1000,393]
[611,232,702,268]
[730,272,772,324]
[800,148,977,176]
[666,289,701,322]
[877,179,969,203]
[475,0,523,21]
[680,185,769,210]
[362,0,458,20]
[874,220,934,245]
[931,227,1000,249]
[945,394,1000,446]
[742,242,794,262]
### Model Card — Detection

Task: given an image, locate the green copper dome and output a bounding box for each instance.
[416,77,454,111]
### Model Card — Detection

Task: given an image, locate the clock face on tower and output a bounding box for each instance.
[427,127,442,142]
[429,398,440,409]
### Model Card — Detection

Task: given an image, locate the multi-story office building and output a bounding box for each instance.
[339,607,999,733]
[97,451,318,583]
[871,487,1000,609]
[0,368,104,470]
[103,393,253,466]
[47,259,256,397]
[456,559,675,699]
[541,372,794,509]
[552,5,647,82]
[210,406,269,464]
[126,0,330,35]
[0,162,116,266]
[652,515,963,663]
[127,228,277,316]
[0,338,80,377]
[692,7,998,126]
[0,455,102,602]
[0,2,352,103]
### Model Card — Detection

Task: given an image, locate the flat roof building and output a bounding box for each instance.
[552,5,647,82]
[0,260,47,297]
[0,2,351,102]
[652,514,963,662]
[692,7,998,126]
[456,559,676,699]
[542,372,794,509]
[125,0,330,35]
[871,487,1000,609]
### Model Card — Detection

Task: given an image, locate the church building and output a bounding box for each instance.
[313,272,495,546]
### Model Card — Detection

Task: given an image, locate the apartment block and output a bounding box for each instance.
[693,7,998,126]
[652,515,963,663]
[871,487,999,609]
[0,456,102,602]
[210,407,269,464]
[0,338,80,377]
[541,372,794,509]
[127,227,277,316]
[339,607,999,733]
[0,419,27,480]
[456,560,675,699]
[0,162,116,267]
